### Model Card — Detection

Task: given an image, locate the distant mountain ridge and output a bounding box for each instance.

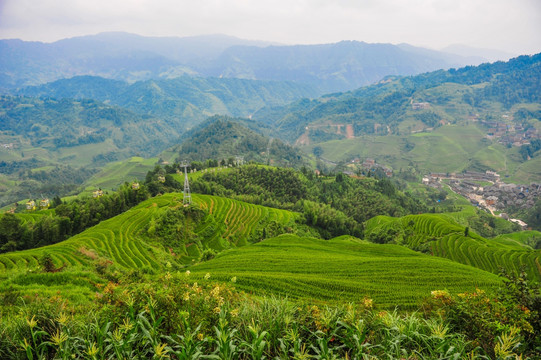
[0,32,273,89]
[16,75,319,127]
[201,40,486,93]
[1,32,490,92]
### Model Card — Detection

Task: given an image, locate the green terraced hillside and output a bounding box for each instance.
[364,213,541,282]
[188,234,502,308]
[0,193,304,273]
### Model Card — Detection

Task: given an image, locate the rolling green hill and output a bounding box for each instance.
[0,192,505,308]
[174,116,310,168]
[81,156,161,194]
[0,96,177,162]
[0,96,180,206]
[188,234,502,307]
[0,193,306,273]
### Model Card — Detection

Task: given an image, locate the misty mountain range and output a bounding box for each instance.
[0,32,511,93]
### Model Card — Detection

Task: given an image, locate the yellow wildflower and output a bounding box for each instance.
[120,318,134,333]
[213,307,221,314]
[211,285,221,298]
[204,273,211,280]
[431,290,452,303]
[230,308,239,317]
[154,343,169,358]
[50,330,68,346]
[86,342,98,357]
[56,312,69,326]
[26,315,38,329]
[112,329,123,342]
[197,333,204,341]
[363,297,373,309]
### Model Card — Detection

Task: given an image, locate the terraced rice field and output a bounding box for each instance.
[195,194,297,249]
[433,234,541,281]
[189,235,502,308]
[0,193,301,272]
[365,213,541,282]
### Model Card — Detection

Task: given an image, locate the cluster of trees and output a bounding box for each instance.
[524,199,541,231]
[0,184,148,253]
[191,166,307,209]
[415,111,441,127]
[144,166,182,197]
[0,165,97,208]
[302,200,362,238]
[519,139,541,161]
[22,165,96,185]
[146,206,207,256]
[145,162,426,238]
[0,158,43,175]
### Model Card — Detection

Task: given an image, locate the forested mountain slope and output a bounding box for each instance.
[17,75,319,127]
[173,116,309,168]
[254,53,541,182]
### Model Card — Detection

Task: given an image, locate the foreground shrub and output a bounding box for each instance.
[423,270,541,358]
[0,271,537,359]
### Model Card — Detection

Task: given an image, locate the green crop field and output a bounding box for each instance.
[188,234,502,308]
[0,191,535,309]
[364,213,541,282]
[492,230,541,248]
[0,193,302,273]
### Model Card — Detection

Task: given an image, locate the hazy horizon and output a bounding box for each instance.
[1,0,540,56]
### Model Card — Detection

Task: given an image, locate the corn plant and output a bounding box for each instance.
[210,314,239,360]
[19,315,50,360]
[240,320,268,360]
[310,330,342,360]
[164,318,206,360]
[338,319,376,359]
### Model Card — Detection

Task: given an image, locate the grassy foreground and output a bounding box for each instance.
[188,235,502,308]
[0,269,538,359]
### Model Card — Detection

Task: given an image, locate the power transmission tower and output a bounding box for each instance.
[181,161,191,206]
[235,156,244,166]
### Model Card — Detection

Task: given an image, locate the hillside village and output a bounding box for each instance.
[423,170,538,228]
[481,118,540,147]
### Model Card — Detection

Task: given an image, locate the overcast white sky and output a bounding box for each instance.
[1,0,540,55]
